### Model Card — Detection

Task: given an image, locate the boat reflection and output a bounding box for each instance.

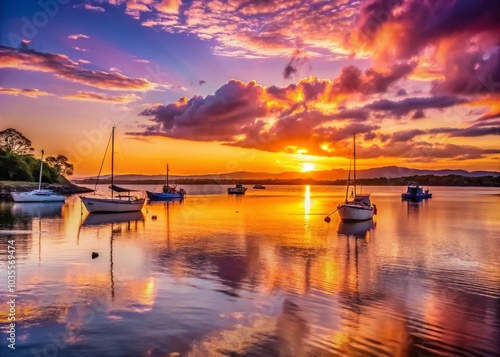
[337,219,375,239]
[83,211,145,226]
[12,202,64,218]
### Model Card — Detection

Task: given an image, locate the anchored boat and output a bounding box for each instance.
[336,134,376,222]
[146,164,186,200]
[80,127,145,213]
[228,183,247,194]
[401,182,432,200]
[10,150,66,203]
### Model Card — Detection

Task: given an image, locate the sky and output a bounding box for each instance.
[0,0,499,176]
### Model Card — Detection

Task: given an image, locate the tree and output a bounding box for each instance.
[45,154,74,177]
[0,151,34,181]
[0,128,34,155]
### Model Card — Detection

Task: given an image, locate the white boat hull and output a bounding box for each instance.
[337,203,374,222]
[11,190,66,203]
[80,196,145,213]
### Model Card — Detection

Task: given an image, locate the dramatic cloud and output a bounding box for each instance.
[334,62,416,95]
[0,87,53,98]
[132,73,495,161]
[0,46,155,91]
[68,34,90,40]
[351,0,500,95]
[89,0,360,58]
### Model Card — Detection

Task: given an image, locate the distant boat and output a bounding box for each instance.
[253,184,266,189]
[80,127,145,213]
[228,183,247,194]
[146,163,186,200]
[401,181,432,200]
[10,150,66,203]
[337,134,376,222]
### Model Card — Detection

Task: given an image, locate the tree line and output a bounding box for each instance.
[78,175,500,187]
[0,128,74,183]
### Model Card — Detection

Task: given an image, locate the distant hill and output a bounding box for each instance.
[72,166,499,184]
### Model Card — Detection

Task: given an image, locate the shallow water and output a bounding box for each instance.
[0,185,499,357]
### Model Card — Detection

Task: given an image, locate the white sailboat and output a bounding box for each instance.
[337,134,376,222]
[80,127,145,213]
[10,150,66,203]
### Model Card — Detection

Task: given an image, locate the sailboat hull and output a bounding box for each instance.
[11,190,66,202]
[337,203,374,222]
[80,196,145,213]
[146,190,184,200]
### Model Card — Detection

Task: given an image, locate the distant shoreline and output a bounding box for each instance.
[72,174,500,187]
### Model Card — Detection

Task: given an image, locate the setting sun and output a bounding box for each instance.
[302,163,315,172]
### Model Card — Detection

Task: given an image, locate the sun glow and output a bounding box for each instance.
[302,163,315,172]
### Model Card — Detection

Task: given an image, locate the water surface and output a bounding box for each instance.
[0,185,499,356]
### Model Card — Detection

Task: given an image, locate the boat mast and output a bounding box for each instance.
[111,126,115,199]
[38,150,44,191]
[353,133,356,197]
[166,163,169,186]
[345,158,351,202]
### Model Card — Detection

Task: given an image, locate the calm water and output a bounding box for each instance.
[0,185,499,357]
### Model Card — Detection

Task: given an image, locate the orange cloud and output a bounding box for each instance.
[62,91,140,103]
[155,0,182,14]
[0,87,53,98]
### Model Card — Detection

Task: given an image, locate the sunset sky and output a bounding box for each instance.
[1,0,499,176]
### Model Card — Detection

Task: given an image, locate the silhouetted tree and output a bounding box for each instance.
[0,128,34,155]
[45,154,74,176]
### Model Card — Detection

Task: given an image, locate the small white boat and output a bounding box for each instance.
[10,150,65,203]
[337,134,376,222]
[228,183,247,194]
[81,193,145,213]
[80,127,145,213]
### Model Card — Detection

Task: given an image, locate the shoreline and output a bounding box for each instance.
[72,176,500,187]
[0,181,93,199]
